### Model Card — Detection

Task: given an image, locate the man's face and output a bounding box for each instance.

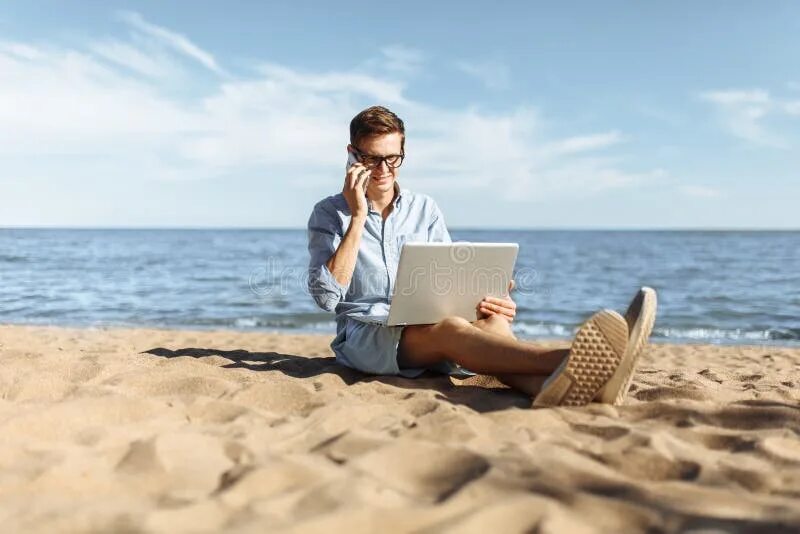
[352,132,403,197]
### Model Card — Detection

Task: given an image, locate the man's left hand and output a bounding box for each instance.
[477,280,517,322]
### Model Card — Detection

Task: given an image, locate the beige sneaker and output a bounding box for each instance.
[532,309,628,408]
[595,287,658,405]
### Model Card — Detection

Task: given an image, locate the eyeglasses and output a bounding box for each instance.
[353,148,405,169]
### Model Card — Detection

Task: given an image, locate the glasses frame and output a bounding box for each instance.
[353,148,405,169]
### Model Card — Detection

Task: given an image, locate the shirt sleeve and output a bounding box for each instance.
[307,202,349,312]
[427,200,452,243]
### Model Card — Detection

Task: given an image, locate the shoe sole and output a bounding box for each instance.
[532,310,628,408]
[595,287,657,405]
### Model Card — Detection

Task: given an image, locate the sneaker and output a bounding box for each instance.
[532,309,628,408]
[595,287,658,405]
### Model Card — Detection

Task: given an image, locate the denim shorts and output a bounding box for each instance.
[331,318,474,378]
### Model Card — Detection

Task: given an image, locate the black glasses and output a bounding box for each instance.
[353,148,405,169]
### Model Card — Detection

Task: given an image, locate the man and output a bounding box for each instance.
[307,106,657,406]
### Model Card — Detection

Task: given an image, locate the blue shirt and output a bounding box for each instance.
[306,183,470,376]
[307,183,451,322]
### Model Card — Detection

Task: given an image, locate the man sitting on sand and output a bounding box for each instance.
[306,105,657,407]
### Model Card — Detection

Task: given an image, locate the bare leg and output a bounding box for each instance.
[469,315,558,396]
[397,315,569,378]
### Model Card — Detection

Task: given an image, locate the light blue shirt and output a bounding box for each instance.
[306,183,474,377]
[306,183,451,323]
[308,182,472,377]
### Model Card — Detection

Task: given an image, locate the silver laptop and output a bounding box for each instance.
[385,242,519,326]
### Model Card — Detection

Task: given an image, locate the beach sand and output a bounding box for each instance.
[0,324,798,533]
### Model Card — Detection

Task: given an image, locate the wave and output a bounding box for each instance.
[511,321,800,343]
[653,326,800,342]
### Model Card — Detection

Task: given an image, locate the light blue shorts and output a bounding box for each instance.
[331,318,474,378]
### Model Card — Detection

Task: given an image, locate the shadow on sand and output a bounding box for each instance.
[144,346,530,413]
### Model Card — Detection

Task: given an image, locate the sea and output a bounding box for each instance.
[1,229,798,345]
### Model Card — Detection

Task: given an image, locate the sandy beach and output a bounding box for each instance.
[0,324,798,533]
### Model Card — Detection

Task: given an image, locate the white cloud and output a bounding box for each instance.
[701,89,770,105]
[380,45,425,74]
[699,88,799,148]
[784,100,800,116]
[455,58,510,90]
[0,42,44,60]
[680,185,721,198]
[256,63,408,104]
[117,11,225,76]
[0,14,659,210]
[541,131,624,157]
[90,40,173,78]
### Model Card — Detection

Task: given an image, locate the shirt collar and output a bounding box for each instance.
[367,182,404,212]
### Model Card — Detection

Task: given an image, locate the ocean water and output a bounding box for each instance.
[1,228,798,345]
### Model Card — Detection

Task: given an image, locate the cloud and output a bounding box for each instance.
[699,88,798,148]
[700,89,770,105]
[0,14,659,206]
[380,45,425,74]
[680,185,721,198]
[90,40,173,78]
[455,58,510,90]
[784,100,800,116]
[117,11,225,76]
[0,42,44,60]
[541,131,624,156]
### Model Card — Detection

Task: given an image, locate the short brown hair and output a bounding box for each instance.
[349,106,405,151]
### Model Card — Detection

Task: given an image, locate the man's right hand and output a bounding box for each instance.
[343,163,369,222]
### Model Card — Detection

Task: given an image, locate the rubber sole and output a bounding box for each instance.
[532,309,628,408]
[595,287,658,405]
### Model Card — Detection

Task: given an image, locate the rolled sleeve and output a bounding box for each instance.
[427,202,452,243]
[307,203,348,312]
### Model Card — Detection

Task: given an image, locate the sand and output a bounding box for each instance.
[0,324,798,533]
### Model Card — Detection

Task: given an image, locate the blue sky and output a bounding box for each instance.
[1,1,799,228]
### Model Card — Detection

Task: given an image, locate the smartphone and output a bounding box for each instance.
[346,150,370,192]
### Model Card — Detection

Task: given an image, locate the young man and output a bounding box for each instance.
[307,106,657,406]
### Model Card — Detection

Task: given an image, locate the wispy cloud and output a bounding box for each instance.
[541,131,624,157]
[91,40,173,78]
[455,58,510,90]
[380,45,425,75]
[699,88,798,148]
[117,11,225,76]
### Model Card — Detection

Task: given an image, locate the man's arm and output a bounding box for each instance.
[306,159,371,312]
[325,215,366,287]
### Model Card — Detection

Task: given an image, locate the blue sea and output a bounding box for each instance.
[1,229,798,345]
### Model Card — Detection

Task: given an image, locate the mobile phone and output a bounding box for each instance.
[346,150,370,192]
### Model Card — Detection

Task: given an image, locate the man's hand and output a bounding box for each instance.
[477,280,517,322]
[343,162,369,222]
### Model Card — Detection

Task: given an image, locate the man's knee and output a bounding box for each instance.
[478,313,514,336]
[435,315,472,335]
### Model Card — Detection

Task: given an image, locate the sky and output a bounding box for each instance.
[1,1,799,229]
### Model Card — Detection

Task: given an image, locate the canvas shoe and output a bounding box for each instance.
[533,309,628,408]
[595,287,658,405]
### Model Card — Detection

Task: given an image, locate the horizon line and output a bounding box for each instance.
[2,225,799,232]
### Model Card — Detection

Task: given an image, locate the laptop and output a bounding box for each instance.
[384,242,519,326]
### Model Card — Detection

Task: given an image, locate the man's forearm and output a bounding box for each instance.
[325,216,366,287]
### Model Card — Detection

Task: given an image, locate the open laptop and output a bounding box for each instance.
[384,242,519,326]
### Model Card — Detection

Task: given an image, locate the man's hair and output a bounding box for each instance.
[349,106,405,152]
